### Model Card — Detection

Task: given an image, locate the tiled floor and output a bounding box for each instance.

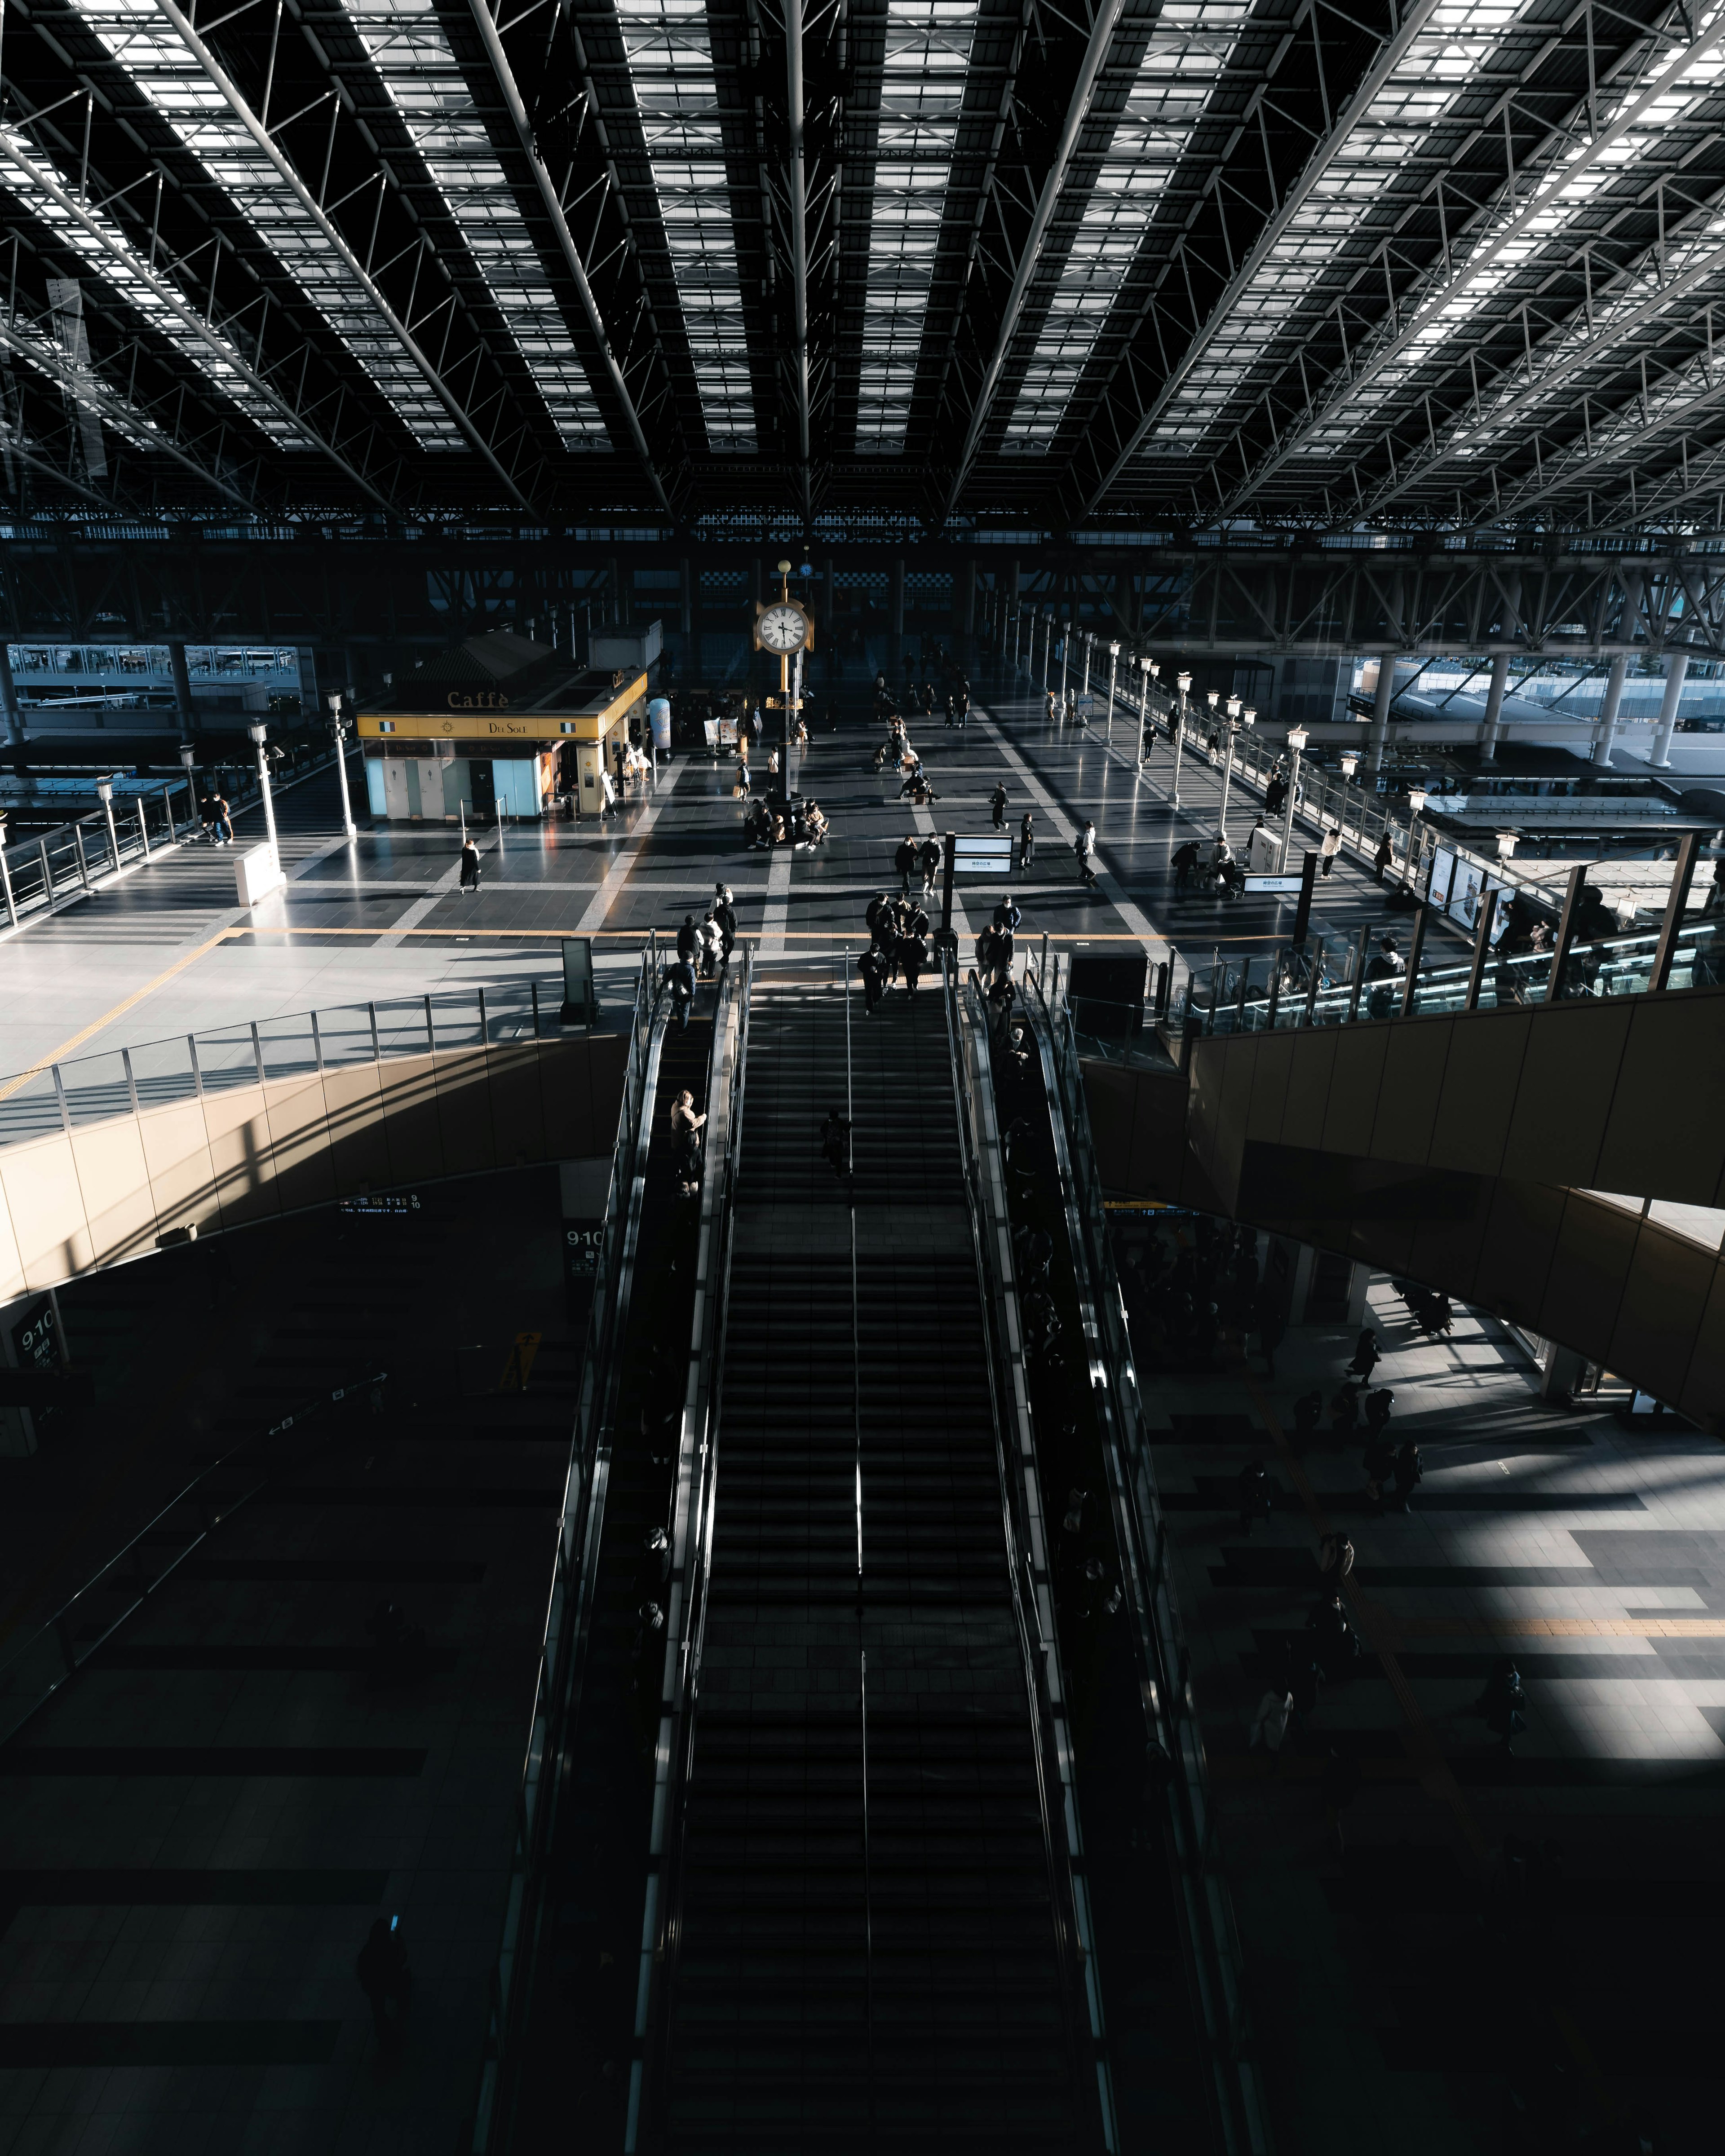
[0,645,1477,1087]
[1135,1261,1725,2152]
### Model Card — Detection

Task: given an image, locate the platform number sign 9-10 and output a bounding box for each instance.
[564,1225,604,1279]
[12,1297,60,1374]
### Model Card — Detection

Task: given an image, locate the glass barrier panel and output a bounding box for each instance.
[1554,931,1657,1001]
[317,1004,381,1067]
[0,1070,66,1144]
[194,1024,264,1092]
[373,998,435,1059]
[1406,961,1473,1017]
[433,991,484,1052]
[129,1035,198,1109]
[63,1051,133,1127]
[257,1013,319,1080]
[1671,920,1725,990]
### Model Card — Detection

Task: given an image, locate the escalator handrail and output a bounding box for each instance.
[1022,966,1274,2156]
[480,948,665,2153]
[628,945,753,2152]
[941,956,1118,2155]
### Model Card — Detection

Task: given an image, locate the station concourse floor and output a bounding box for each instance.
[1138,1268,1725,2154]
[0,646,1474,1086]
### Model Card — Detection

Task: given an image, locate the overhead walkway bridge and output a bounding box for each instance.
[1081,968,1725,1432]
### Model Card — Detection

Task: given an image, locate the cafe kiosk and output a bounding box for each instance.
[359,630,649,822]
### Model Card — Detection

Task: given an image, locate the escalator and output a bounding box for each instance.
[634,967,1106,2152]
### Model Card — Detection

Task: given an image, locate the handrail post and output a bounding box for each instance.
[1398,904,1429,1019]
[1544,865,1588,1003]
[0,841,15,927]
[121,1047,141,1117]
[1464,890,1498,1011]
[1650,831,1703,993]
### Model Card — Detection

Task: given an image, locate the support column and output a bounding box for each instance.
[1367,652,1396,773]
[822,557,836,678]
[168,639,198,739]
[889,557,905,674]
[961,560,977,640]
[1651,650,1689,768]
[1478,650,1511,764]
[1591,651,1628,768]
[0,640,22,748]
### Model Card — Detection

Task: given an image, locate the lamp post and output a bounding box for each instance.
[178,741,197,837]
[248,721,280,859]
[1218,704,1253,838]
[1135,657,1154,764]
[1280,725,1309,869]
[95,777,120,872]
[1044,611,1057,696]
[1105,640,1120,742]
[1336,749,1358,850]
[1172,671,1192,807]
[327,692,358,840]
[1404,785,1427,887]
[1058,619,1071,714]
[1079,632,1092,720]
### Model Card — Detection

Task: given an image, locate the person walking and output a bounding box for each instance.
[459,837,482,894]
[676,913,699,967]
[712,886,737,964]
[1318,1529,1355,1582]
[990,782,1008,831]
[895,834,919,897]
[1347,1325,1380,1383]
[1319,826,1341,879]
[820,1107,852,1179]
[1172,838,1200,893]
[1075,819,1099,889]
[1236,1457,1273,1537]
[1390,1439,1423,1512]
[900,928,929,995]
[956,678,970,727]
[919,833,942,898]
[1374,831,1394,882]
[210,790,233,845]
[1045,690,1059,724]
[670,1088,707,1176]
[356,1916,412,2054]
[858,943,887,1013]
[1019,811,1035,869]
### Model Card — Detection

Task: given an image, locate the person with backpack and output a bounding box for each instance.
[989,782,1008,831]
[858,942,887,1014]
[1075,820,1099,889]
[895,833,919,896]
[1172,838,1201,893]
[918,833,942,898]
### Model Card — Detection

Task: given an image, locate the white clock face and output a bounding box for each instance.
[759,603,808,654]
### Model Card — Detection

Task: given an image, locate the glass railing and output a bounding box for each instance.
[0,969,628,1151]
[1171,917,1724,1040]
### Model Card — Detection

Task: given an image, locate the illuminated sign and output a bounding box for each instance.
[447,691,511,710]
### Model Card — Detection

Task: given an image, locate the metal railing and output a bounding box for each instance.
[0,738,351,933]
[629,946,752,2151]
[471,946,661,2153]
[0,1368,387,1749]
[945,954,1118,2152]
[0,972,610,1150]
[1024,964,1273,2154]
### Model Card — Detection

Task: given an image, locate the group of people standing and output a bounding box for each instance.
[860,890,932,1003]
[663,884,738,1027]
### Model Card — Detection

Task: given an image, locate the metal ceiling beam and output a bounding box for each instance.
[464,0,672,518]
[0,312,258,512]
[152,0,537,515]
[1218,4,1725,518]
[1486,358,1725,521]
[0,123,403,515]
[1075,0,1446,519]
[937,0,1125,528]
[785,0,813,530]
[1354,221,1725,521]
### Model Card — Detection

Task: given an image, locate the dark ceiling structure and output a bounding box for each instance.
[1,0,1723,541]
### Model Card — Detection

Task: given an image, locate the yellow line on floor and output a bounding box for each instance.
[1397,1615,1725,1638]
[0,926,240,1105]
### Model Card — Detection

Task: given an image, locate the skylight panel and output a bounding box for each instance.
[346,0,608,448]
[617,0,755,451]
[859,0,981,450]
[1000,0,1251,453]
[67,0,464,444]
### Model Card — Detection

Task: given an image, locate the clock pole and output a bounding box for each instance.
[776,557,793,802]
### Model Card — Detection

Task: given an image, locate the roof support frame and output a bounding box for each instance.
[152,0,538,513]
[1068,0,1448,521]
[936,0,1126,529]
[0,119,404,513]
[463,0,673,517]
[1217,0,1725,517]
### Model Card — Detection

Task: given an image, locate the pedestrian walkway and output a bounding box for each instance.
[1130,1258,1721,2155]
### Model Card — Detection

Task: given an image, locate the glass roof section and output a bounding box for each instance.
[859,0,980,451]
[1297,20,1725,460]
[616,0,756,452]
[1001,0,1251,453]
[67,0,464,445]
[346,0,608,448]
[1139,0,1535,464]
[0,128,314,448]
